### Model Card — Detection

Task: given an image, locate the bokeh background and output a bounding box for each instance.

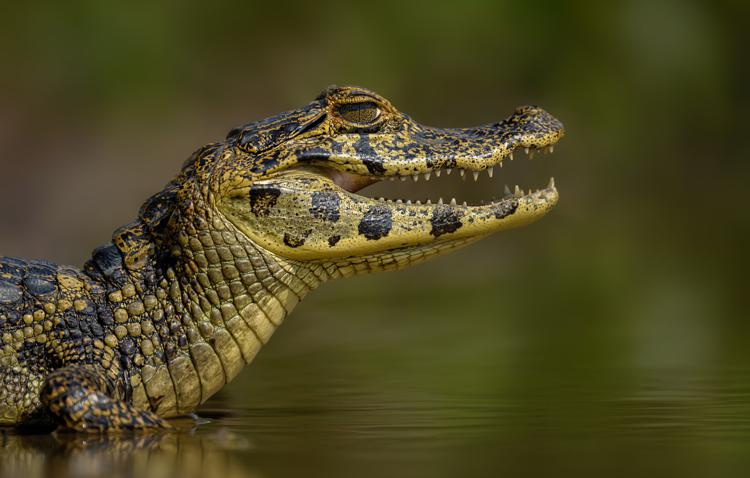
[1,1,749,477]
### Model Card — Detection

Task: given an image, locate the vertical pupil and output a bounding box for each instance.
[337,102,379,124]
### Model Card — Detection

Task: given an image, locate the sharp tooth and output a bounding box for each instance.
[379,197,384,201]
[416,200,421,205]
[412,174,419,182]
[504,185,512,197]
[499,162,503,168]
[400,177,407,182]
[396,199,403,204]
[450,198,456,205]
[406,199,412,205]
[549,145,554,153]
[472,171,479,181]
[459,169,465,178]
[426,199,432,205]
[446,168,452,175]
[438,198,443,204]
[528,149,535,160]
[548,177,555,188]
[509,151,514,161]
[424,172,431,181]
[487,167,494,178]
[524,147,529,155]
[435,170,441,177]
[514,185,522,197]
[462,201,467,207]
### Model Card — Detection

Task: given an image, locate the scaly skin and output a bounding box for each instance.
[0,86,564,432]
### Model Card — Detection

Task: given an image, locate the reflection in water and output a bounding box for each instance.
[3,372,750,477]
[0,422,255,478]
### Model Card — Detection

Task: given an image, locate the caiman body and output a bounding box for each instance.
[0,86,563,431]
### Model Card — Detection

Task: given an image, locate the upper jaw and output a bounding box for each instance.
[292,105,564,181]
[292,105,564,210]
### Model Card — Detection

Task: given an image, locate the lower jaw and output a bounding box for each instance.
[327,186,558,259]
[253,165,558,262]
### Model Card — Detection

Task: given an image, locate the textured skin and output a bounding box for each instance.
[0,86,564,432]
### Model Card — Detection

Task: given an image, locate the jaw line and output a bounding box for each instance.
[270,166,558,246]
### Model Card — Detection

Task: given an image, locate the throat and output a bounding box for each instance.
[144,213,324,413]
[92,213,328,417]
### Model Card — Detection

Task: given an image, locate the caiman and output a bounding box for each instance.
[0,86,563,432]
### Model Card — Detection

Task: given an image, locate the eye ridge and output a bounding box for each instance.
[335,101,381,125]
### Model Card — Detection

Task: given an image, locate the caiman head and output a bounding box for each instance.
[134,86,564,279]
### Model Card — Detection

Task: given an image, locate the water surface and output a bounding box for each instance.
[2,274,748,478]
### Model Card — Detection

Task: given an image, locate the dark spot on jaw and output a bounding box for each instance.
[493,200,518,219]
[355,135,386,175]
[328,235,341,247]
[358,205,393,240]
[430,206,463,237]
[310,191,341,222]
[284,230,312,248]
[249,186,281,216]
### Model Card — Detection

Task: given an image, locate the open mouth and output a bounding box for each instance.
[304,140,560,211]
[221,101,564,262]
[283,103,565,217]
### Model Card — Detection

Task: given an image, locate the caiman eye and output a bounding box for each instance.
[335,101,381,125]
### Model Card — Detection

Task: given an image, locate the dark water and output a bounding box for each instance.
[4,369,750,478]
[2,269,750,478]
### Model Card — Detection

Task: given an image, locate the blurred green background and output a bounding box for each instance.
[1,1,749,477]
